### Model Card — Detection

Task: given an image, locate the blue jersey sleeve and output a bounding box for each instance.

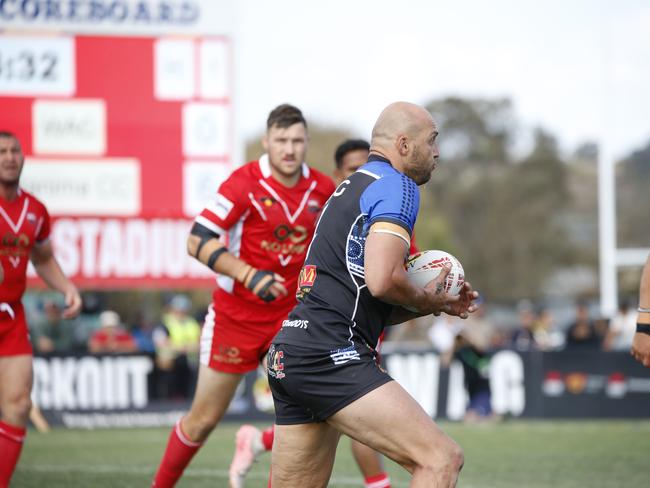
[359,172,419,235]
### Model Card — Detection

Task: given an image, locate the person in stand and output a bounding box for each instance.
[632,254,650,367]
[0,131,82,486]
[153,295,201,399]
[31,299,76,354]
[267,102,479,487]
[88,310,138,354]
[603,299,637,352]
[151,104,334,488]
[564,300,600,350]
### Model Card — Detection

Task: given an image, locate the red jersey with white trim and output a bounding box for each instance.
[0,189,51,303]
[195,156,335,318]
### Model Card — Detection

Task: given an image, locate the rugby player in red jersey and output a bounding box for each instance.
[0,132,82,487]
[151,105,334,487]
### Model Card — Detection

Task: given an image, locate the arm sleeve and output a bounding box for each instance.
[359,173,419,236]
[194,173,249,235]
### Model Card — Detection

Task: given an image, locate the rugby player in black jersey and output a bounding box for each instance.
[267,102,479,487]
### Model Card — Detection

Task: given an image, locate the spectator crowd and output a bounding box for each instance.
[27,291,640,404]
[27,293,202,401]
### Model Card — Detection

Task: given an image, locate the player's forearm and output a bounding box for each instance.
[186,234,254,285]
[387,305,427,325]
[32,256,77,296]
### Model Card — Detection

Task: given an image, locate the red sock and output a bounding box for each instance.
[0,421,26,488]
[261,425,274,451]
[152,419,202,488]
[364,472,391,488]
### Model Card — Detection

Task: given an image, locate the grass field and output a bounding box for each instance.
[14,420,650,487]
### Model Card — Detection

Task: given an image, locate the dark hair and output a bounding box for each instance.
[267,104,307,130]
[334,139,370,169]
[0,131,18,140]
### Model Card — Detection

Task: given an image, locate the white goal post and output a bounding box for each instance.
[598,150,650,318]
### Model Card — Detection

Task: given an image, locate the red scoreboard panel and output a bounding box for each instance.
[1,34,234,287]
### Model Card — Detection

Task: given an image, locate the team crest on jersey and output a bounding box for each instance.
[26,212,37,224]
[260,196,275,207]
[267,345,285,379]
[307,199,322,213]
[296,265,317,300]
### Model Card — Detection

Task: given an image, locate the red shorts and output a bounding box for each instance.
[0,301,32,356]
[200,303,291,374]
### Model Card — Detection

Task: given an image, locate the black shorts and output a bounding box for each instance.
[267,342,392,425]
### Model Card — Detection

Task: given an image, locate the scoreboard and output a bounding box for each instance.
[1,11,238,287]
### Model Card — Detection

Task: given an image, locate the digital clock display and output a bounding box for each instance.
[0,36,75,96]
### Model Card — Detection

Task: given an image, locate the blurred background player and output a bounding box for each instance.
[0,131,82,487]
[230,139,400,488]
[632,253,650,367]
[335,139,400,487]
[151,105,334,487]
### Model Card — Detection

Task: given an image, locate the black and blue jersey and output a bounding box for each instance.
[273,157,420,356]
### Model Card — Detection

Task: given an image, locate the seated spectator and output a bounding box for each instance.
[88,310,138,354]
[153,295,201,399]
[565,300,600,350]
[31,299,76,354]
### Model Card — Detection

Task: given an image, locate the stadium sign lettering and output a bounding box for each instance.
[32,356,153,410]
[0,0,199,25]
[386,350,525,419]
[47,218,213,280]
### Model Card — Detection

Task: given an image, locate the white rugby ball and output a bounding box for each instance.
[405,250,465,296]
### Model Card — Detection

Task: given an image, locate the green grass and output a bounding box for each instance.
[14,420,650,487]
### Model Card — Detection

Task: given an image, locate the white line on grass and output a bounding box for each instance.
[19,464,414,487]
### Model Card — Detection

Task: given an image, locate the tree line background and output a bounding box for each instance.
[247,97,650,306]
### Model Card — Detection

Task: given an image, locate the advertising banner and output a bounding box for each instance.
[33,349,650,428]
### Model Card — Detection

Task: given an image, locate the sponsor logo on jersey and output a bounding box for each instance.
[329,345,361,365]
[274,224,308,243]
[1,232,30,257]
[281,319,309,330]
[261,224,310,256]
[306,198,322,213]
[260,196,276,207]
[267,345,286,379]
[211,194,234,220]
[299,265,316,287]
[212,344,242,364]
[296,265,317,300]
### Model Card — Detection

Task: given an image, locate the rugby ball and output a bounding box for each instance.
[405,250,465,296]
